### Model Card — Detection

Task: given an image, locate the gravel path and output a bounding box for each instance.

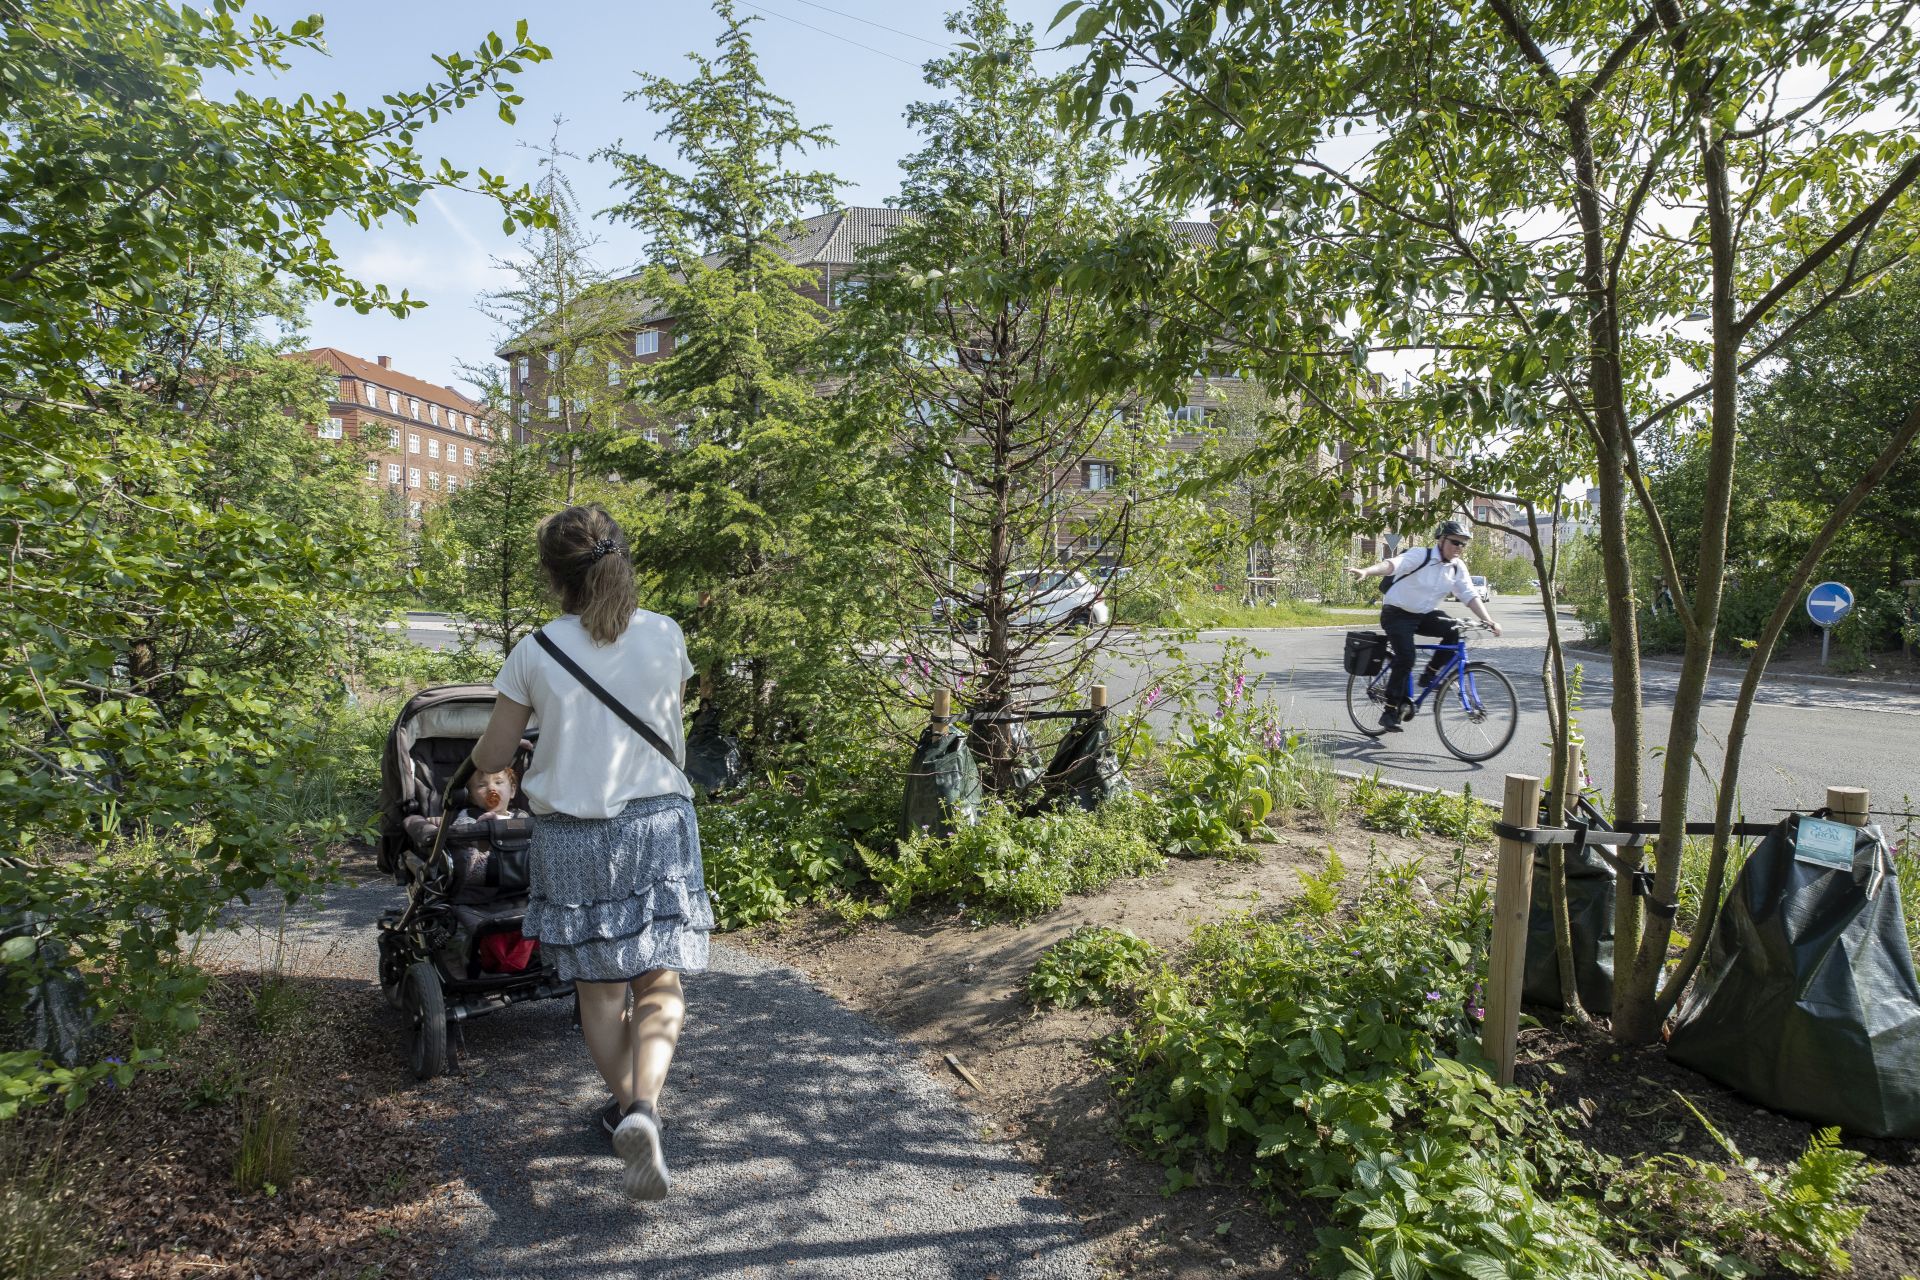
[209,867,1099,1280]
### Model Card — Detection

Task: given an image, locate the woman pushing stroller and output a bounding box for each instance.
[467,502,710,1202]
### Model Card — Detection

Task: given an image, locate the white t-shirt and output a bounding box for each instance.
[494,611,696,818]
[1381,545,1477,615]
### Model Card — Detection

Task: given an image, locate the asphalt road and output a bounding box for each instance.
[403,602,1919,821]
[1092,598,1920,822]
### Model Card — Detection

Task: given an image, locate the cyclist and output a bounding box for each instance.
[1348,520,1502,732]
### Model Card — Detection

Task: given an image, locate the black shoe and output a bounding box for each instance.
[1418,668,1441,690]
[1377,706,1405,733]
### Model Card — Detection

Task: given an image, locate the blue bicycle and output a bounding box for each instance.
[1345,622,1518,761]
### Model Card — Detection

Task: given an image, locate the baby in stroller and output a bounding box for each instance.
[377,689,567,1078]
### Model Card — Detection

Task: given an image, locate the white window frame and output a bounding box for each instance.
[516,356,529,380]
[388,426,400,448]
[407,397,420,420]
[387,391,400,413]
[635,330,660,357]
[429,404,440,425]
[362,382,377,407]
[427,471,440,491]
[463,447,474,465]
[387,462,402,484]
[547,350,561,372]
[517,401,530,424]
[427,439,439,460]
[365,459,379,481]
[318,416,344,440]
[407,467,421,487]
[608,360,622,386]
[1086,461,1117,492]
[547,394,561,418]
[408,433,420,454]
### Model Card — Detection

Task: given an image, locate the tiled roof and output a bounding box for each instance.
[293,348,489,416]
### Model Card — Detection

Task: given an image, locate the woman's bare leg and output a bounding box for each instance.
[628,969,684,1109]
[575,979,637,1107]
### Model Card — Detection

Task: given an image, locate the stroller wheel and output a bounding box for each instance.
[378,932,409,1011]
[403,961,448,1079]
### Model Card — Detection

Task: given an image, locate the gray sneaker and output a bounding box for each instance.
[612,1100,671,1201]
[602,1098,667,1137]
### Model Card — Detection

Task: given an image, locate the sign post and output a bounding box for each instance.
[1806,581,1855,667]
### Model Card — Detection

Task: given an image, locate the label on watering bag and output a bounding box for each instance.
[1793,817,1857,870]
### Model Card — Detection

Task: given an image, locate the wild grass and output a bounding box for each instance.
[0,1120,93,1280]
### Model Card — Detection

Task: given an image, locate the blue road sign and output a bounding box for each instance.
[1806,581,1854,628]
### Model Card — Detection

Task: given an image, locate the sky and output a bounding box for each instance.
[234,0,1088,396]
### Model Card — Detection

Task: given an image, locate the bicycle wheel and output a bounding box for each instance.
[1346,669,1393,737]
[1432,661,1518,762]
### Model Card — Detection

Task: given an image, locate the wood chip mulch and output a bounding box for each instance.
[18,972,461,1279]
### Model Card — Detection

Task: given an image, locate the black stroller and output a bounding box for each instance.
[375,685,570,1078]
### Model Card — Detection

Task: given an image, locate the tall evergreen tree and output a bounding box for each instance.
[832,0,1173,788]
[596,0,894,756]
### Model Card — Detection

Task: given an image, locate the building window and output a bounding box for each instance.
[643,428,659,444]
[365,459,379,481]
[408,467,421,487]
[547,394,560,418]
[408,500,423,519]
[388,426,400,449]
[547,350,561,372]
[427,439,439,460]
[516,356,530,381]
[1086,461,1117,492]
[407,397,419,419]
[571,397,586,414]
[635,330,660,357]
[517,401,530,424]
[388,463,401,484]
[479,448,490,463]
[387,391,400,413]
[608,360,621,386]
[462,413,473,432]
[363,382,377,407]
[318,416,344,440]
[408,434,420,454]
[329,376,343,401]
[445,476,457,494]
[429,404,440,425]
[463,447,475,465]
[427,472,440,491]
[1170,405,1211,425]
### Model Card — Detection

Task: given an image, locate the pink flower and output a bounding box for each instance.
[1144,685,1163,710]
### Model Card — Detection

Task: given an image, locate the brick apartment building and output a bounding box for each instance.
[499,207,1426,570]
[288,348,507,518]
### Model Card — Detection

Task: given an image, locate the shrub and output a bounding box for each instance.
[870,795,1165,921]
[1027,926,1164,1009]
[1162,716,1276,857]
[1110,859,1880,1280]
[1350,774,1490,843]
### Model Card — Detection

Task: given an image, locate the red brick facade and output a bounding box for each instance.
[287,348,508,517]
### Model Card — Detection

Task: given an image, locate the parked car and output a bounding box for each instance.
[930,569,1110,630]
[1470,575,1496,603]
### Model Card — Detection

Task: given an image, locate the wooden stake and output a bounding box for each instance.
[932,688,951,725]
[1483,773,1542,1086]
[1090,684,1108,710]
[1827,785,1870,827]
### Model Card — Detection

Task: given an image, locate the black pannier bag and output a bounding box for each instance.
[1343,631,1390,677]
[1522,843,1616,1014]
[898,723,982,839]
[683,703,745,796]
[1036,711,1128,812]
[1667,814,1920,1138]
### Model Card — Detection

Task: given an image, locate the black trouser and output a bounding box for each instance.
[1380,605,1463,708]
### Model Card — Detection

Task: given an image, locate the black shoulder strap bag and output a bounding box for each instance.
[534,629,685,776]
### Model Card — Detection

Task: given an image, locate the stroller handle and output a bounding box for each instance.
[427,756,479,897]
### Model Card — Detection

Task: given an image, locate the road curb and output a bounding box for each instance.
[1567,644,1920,694]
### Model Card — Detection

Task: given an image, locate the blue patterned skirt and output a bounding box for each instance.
[521,794,713,982]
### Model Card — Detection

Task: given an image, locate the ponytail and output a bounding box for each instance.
[536,504,637,644]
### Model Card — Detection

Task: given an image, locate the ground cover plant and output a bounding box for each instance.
[1104,854,1887,1279]
[1027,926,1164,1010]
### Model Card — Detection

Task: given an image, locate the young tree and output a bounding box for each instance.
[419,423,560,656]
[595,0,895,757]
[832,0,1176,787]
[1063,0,1920,1039]
[0,0,547,1106]
[485,121,635,503]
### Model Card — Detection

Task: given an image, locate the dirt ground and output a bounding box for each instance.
[735,817,1446,1279]
[735,814,1920,1280]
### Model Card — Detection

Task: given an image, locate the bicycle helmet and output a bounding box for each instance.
[1435,519,1473,543]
